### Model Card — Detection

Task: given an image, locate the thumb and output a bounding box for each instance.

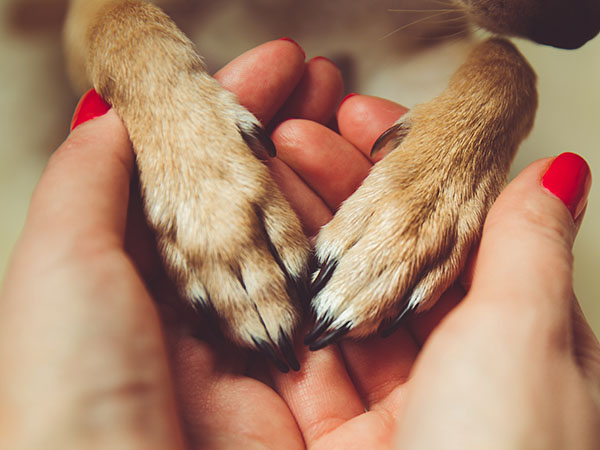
[24,89,133,253]
[468,153,591,323]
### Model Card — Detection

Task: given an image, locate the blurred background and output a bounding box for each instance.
[1,0,598,334]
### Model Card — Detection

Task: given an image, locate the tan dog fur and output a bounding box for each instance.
[63,0,596,369]
[66,1,311,368]
[311,39,537,342]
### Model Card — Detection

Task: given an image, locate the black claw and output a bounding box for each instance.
[257,129,277,158]
[278,329,300,372]
[304,316,334,346]
[309,322,352,351]
[370,121,411,159]
[190,295,223,340]
[240,123,277,160]
[307,252,319,275]
[310,259,338,297]
[253,205,309,307]
[297,254,318,309]
[192,295,212,315]
[293,274,311,306]
[252,337,289,373]
[379,305,413,338]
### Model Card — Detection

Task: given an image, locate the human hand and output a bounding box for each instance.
[267,94,600,449]
[0,39,343,450]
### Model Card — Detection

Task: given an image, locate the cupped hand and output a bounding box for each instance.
[0,40,343,450]
[268,94,600,449]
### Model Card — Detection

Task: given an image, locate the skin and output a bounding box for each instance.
[1,40,599,450]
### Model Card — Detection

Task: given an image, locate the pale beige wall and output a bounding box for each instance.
[516,39,600,335]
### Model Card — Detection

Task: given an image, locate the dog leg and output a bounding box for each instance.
[307,38,538,349]
[65,0,311,371]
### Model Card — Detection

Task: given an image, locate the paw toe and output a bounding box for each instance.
[377,304,414,338]
[252,336,290,373]
[370,115,412,159]
[306,321,352,351]
[309,258,338,297]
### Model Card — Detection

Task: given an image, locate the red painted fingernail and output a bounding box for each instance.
[337,93,359,113]
[279,37,305,59]
[310,55,334,64]
[542,152,592,220]
[70,89,111,131]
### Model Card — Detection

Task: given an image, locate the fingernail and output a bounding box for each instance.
[70,89,111,131]
[278,37,305,59]
[310,55,334,64]
[337,93,359,113]
[542,152,592,220]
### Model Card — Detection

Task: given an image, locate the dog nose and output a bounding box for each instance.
[456,0,600,49]
[526,0,600,49]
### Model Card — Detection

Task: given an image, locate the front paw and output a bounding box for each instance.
[81,1,313,370]
[133,75,311,372]
[305,38,537,350]
[306,136,483,349]
[159,179,310,372]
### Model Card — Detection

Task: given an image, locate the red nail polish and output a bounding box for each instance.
[337,93,359,113]
[310,55,334,64]
[542,152,592,220]
[278,37,305,59]
[70,89,111,131]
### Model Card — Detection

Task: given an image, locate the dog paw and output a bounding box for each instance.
[142,79,311,371]
[306,38,538,349]
[306,121,483,348]
[81,2,311,371]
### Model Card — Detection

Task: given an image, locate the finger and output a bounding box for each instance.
[23,110,133,252]
[267,157,333,238]
[214,39,306,125]
[263,56,345,236]
[572,297,600,382]
[339,329,418,411]
[123,178,164,282]
[1,109,183,447]
[408,283,465,346]
[468,154,592,326]
[273,340,365,447]
[273,56,344,125]
[337,94,409,160]
[169,336,304,450]
[272,119,372,211]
